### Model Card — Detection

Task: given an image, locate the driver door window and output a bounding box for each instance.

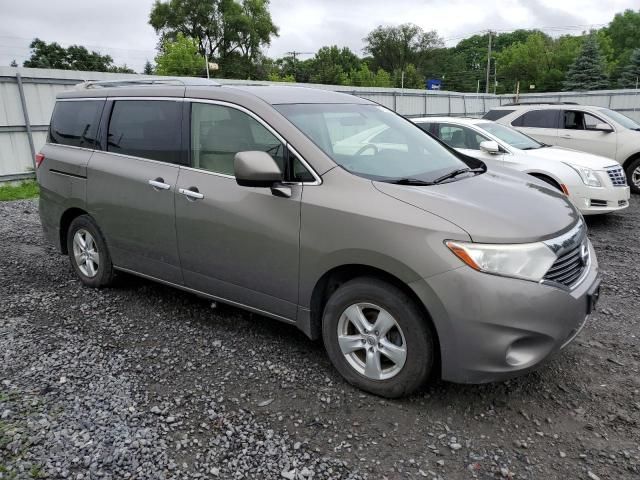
[563,110,608,131]
[191,103,286,176]
[435,124,489,150]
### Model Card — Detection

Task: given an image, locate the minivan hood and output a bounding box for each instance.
[521,146,619,169]
[374,168,580,244]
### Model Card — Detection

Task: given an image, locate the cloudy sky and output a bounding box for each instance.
[0,0,637,72]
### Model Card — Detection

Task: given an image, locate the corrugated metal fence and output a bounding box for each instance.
[2,66,640,181]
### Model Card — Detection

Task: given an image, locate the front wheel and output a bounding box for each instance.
[322,277,435,398]
[625,157,640,194]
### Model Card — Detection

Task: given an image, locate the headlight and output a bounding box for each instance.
[564,163,601,187]
[445,240,557,282]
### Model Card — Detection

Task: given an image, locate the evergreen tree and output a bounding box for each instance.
[563,33,609,91]
[143,60,155,75]
[619,48,640,88]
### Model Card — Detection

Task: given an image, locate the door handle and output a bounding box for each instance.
[560,134,572,139]
[148,178,171,190]
[179,187,204,200]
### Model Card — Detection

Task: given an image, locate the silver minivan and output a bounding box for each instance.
[37,79,601,397]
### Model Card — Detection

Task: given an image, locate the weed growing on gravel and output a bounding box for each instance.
[0,180,39,201]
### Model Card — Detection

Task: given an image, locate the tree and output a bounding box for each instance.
[393,63,423,89]
[563,33,609,91]
[23,38,130,72]
[309,46,360,84]
[364,23,442,74]
[619,48,640,88]
[155,33,203,76]
[143,60,155,75]
[149,0,278,78]
[10,59,18,67]
[604,9,640,62]
[108,65,136,74]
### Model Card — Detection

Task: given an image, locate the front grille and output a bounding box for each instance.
[606,165,627,186]
[590,199,607,207]
[543,242,588,287]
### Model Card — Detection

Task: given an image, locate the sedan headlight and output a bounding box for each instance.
[445,240,557,282]
[564,163,602,187]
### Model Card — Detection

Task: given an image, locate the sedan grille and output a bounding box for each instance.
[606,165,627,186]
[543,241,588,288]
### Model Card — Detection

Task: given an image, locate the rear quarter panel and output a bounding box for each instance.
[38,144,93,251]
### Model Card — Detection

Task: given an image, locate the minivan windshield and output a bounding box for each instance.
[475,122,544,150]
[598,108,640,130]
[275,103,477,183]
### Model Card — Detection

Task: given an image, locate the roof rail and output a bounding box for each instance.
[78,77,222,89]
[502,101,579,106]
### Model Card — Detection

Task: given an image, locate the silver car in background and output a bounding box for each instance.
[37,79,601,397]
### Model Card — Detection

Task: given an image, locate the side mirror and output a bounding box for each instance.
[234,151,283,188]
[593,123,613,133]
[479,140,500,154]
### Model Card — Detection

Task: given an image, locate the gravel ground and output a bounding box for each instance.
[1,198,639,480]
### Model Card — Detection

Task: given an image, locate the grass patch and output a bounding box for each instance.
[0,180,39,201]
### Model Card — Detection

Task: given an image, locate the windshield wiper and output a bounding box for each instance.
[386,178,434,186]
[432,167,484,184]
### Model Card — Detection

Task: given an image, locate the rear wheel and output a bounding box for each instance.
[66,215,114,288]
[322,277,434,398]
[625,157,640,194]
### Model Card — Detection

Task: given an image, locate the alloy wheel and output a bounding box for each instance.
[336,302,407,380]
[72,229,99,278]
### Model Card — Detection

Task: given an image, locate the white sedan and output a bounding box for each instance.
[412,117,630,215]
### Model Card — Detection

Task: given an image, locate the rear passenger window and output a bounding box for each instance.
[513,110,559,128]
[191,103,286,176]
[49,100,103,148]
[482,109,514,121]
[107,100,182,163]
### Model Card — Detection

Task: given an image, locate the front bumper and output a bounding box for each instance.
[410,241,600,383]
[569,183,630,215]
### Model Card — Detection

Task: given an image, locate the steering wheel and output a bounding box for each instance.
[355,143,379,156]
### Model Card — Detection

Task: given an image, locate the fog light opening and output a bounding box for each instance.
[505,336,550,367]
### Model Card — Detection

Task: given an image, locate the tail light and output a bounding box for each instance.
[35,153,45,168]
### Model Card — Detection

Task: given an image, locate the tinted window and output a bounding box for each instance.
[290,151,315,182]
[415,122,431,133]
[49,100,103,148]
[107,100,182,163]
[514,110,559,128]
[483,109,515,121]
[191,103,286,176]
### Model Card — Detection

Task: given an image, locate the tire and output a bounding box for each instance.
[322,277,434,398]
[625,157,640,194]
[66,215,114,288]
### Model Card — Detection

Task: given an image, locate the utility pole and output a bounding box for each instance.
[286,51,314,62]
[493,58,497,95]
[286,51,313,80]
[485,30,493,94]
